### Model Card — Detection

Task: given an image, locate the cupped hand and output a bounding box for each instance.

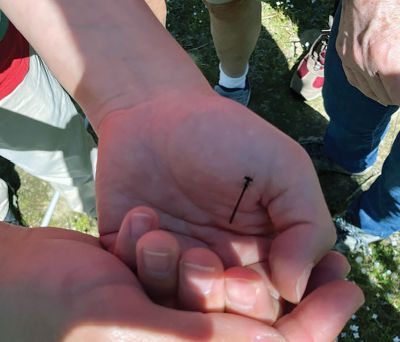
[336,0,400,105]
[112,209,364,341]
[114,207,363,335]
[0,222,363,342]
[96,92,336,304]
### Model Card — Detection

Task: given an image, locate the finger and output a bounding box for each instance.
[306,251,351,294]
[29,226,100,247]
[353,67,392,105]
[150,306,287,342]
[248,261,281,307]
[178,248,224,312]
[158,211,272,267]
[283,251,351,314]
[113,206,159,269]
[342,65,378,99]
[136,230,180,305]
[266,147,336,304]
[343,61,393,105]
[1,222,100,247]
[275,280,364,342]
[269,224,334,305]
[380,72,400,105]
[224,266,281,324]
[364,72,392,106]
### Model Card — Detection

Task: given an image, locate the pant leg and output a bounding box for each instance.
[348,133,400,238]
[0,49,97,217]
[323,2,400,237]
[322,2,398,173]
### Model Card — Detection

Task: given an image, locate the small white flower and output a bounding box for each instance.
[366,306,370,311]
[353,332,360,339]
[304,42,310,48]
[355,256,363,264]
[361,268,367,274]
[386,270,392,276]
[372,313,378,320]
[374,261,380,268]
[350,324,359,332]
[340,332,347,338]
[393,337,400,342]
[352,314,357,320]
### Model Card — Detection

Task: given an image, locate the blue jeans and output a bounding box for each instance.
[323,4,400,238]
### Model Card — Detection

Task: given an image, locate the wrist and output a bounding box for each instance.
[94,87,214,135]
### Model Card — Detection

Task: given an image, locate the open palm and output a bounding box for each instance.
[96,93,335,303]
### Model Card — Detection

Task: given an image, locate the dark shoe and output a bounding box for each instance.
[0,156,25,226]
[334,215,382,254]
[214,78,251,106]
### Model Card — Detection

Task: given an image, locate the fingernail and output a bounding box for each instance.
[296,263,313,302]
[142,248,172,279]
[272,295,281,318]
[253,333,287,341]
[183,262,216,295]
[129,213,153,240]
[269,286,280,301]
[225,278,259,311]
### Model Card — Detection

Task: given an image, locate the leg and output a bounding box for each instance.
[324,2,400,237]
[205,0,261,77]
[0,50,97,217]
[323,2,398,173]
[144,0,167,27]
[349,134,400,237]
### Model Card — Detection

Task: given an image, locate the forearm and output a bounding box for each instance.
[0,0,211,130]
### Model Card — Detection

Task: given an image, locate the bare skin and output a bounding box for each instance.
[336,0,400,105]
[0,220,364,342]
[0,2,364,339]
[117,206,358,330]
[2,0,333,305]
[204,0,261,77]
[145,0,167,26]
[144,0,260,78]
[100,94,336,304]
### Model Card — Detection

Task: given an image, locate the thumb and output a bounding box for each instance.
[113,206,159,269]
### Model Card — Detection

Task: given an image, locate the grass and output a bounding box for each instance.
[16,0,400,340]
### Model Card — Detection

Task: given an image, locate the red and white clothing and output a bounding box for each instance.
[0,15,29,101]
[0,12,97,220]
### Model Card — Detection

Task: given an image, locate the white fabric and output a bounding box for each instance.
[218,63,248,89]
[0,49,97,217]
[0,178,9,220]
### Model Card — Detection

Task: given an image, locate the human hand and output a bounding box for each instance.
[0,221,364,342]
[96,92,336,305]
[116,206,363,330]
[336,0,400,105]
